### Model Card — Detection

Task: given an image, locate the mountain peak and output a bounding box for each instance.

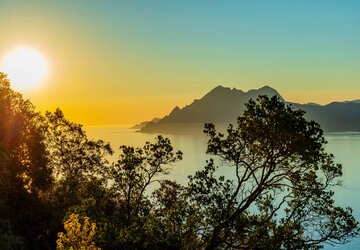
[204,85,246,99]
[259,85,276,91]
[210,85,229,93]
[208,85,278,96]
[214,85,226,90]
[170,106,181,114]
[137,84,360,133]
[141,84,286,133]
[203,85,231,100]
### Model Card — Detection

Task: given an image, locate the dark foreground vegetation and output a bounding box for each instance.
[0,72,358,249]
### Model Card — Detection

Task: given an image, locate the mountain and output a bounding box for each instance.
[139,85,360,133]
[140,85,284,133]
[305,102,322,106]
[344,99,360,104]
[131,118,160,130]
[139,85,360,134]
[292,102,360,132]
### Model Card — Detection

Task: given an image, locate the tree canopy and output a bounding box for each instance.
[0,72,53,248]
[188,95,358,249]
[0,72,358,249]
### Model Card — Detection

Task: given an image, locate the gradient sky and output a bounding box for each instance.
[0,0,359,125]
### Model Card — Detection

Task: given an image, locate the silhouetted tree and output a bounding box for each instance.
[63,177,118,248]
[45,108,113,182]
[0,72,53,248]
[150,180,201,249]
[188,95,358,249]
[108,136,182,248]
[44,108,114,247]
[111,136,182,221]
[1,70,358,249]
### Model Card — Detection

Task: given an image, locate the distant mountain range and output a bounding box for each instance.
[131,118,160,129]
[135,85,360,133]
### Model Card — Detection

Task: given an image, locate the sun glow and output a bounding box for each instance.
[2,48,48,91]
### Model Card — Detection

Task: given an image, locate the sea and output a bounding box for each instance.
[86,126,360,249]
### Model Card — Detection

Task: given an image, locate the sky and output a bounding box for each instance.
[0,0,359,125]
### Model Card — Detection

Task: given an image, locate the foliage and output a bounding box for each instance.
[150,180,202,249]
[111,135,182,221]
[0,71,358,249]
[0,72,52,196]
[45,108,113,182]
[188,95,358,249]
[64,178,118,248]
[0,72,53,249]
[56,213,100,249]
[104,136,183,248]
[45,108,114,247]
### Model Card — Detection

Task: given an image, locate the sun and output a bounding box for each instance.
[2,48,48,91]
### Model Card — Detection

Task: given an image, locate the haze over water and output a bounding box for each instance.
[1,0,360,248]
[86,126,360,250]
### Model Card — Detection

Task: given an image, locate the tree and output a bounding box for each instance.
[109,136,182,248]
[64,177,118,248]
[150,180,201,249]
[45,109,114,247]
[2,68,357,249]
[0,72,52,195]
[0,72,53,248]
[45,108,113,182]
[111,135,183,221]
[56,213,100,250]
[64,137,184,249]
[188,95,358,249]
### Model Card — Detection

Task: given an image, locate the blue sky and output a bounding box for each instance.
[1,0,359,124]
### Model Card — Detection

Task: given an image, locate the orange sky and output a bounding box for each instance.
[1,1,360,126]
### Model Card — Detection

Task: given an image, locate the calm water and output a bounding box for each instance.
[86,127,360,249]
